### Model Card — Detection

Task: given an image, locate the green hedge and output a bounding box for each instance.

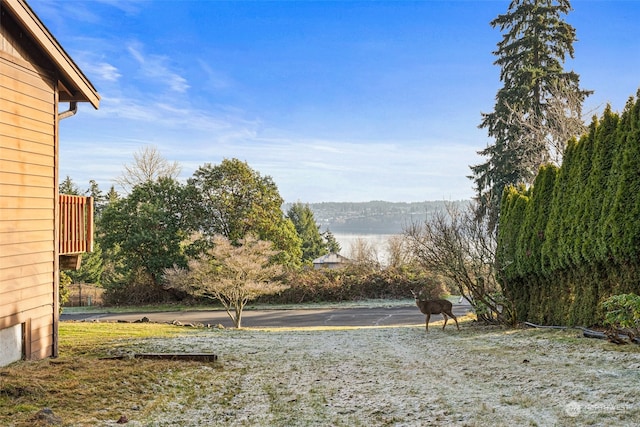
[498,90,640,326]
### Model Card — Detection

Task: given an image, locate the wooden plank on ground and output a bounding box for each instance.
[103,353,219,362]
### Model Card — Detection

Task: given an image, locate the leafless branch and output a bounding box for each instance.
[115,145,182,193]
[404,202,515,324]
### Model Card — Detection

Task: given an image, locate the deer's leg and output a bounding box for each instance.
[446,310,460,330]
[442,313,448,330]
[452,314,460,330]
[425,313,430,332]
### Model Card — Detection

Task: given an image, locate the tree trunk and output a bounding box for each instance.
[235,305,242,328]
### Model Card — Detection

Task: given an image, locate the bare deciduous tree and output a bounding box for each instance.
[164,235,285,328]
[115,145,181,193]
[348,237,380,270]
[404,202,515,325]
[505,82,591,166]
[385,234,412,269]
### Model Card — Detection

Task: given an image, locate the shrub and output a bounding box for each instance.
[59,271,72,312]
[601,293,640,335]
[258,265,447,304]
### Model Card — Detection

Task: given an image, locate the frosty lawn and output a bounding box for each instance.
[2,321,639,426]
[120,324,640,426]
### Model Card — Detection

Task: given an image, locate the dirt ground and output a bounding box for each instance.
[114,323,640,426]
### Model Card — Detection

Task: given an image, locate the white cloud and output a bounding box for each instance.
[127,42,190,93]
[86,62,121,82]
[197,59,233,91]
[174,135,477,202]
[88,94,259,139]
[61,106,477,202]
[29,1,102,26]
[94,0,143,15]
[93,96,159,122]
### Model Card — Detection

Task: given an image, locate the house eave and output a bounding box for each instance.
[3,0,100,109]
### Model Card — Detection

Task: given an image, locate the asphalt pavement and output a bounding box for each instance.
[61,304,473,329]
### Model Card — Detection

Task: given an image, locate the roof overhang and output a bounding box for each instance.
[2,0,100,109]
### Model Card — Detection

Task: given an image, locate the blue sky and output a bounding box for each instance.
[29,0,640,202]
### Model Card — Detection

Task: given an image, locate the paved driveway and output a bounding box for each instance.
[61,304,473,328]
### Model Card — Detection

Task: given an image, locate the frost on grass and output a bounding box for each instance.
[122,326,640,427]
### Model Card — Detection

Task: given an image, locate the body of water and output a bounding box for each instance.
[333,233,400,265]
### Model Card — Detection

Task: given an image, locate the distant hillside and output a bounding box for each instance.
[284,200,469,234]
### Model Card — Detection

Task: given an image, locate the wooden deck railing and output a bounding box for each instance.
[59,195,94,255]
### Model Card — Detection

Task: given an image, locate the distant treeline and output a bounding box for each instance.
[284,200,469,234]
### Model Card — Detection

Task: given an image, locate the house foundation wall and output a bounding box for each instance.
[0,324,23,367]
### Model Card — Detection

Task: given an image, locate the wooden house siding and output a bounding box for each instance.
[1,0,99,366]
[0,22,57,361]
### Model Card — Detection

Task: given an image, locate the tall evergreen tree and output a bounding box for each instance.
[59,175,80,195]
[579,108,618,263]
[86,179,108,219]
[322,229,341,254]
[64,242,104,285]
[105,185,120,205]
[470,0,590,230]
[607,93,640,261]
[286,202,328,264]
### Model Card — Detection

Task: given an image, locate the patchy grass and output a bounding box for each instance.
[1,321,640,426]
[0,323,205,426]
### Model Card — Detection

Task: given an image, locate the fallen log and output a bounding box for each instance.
[134,353,218,362]
[580,329,607,340]
[524,322,640,344]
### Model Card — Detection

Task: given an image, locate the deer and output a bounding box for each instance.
[411,290,459,332]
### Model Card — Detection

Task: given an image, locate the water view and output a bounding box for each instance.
[333,233,399,265]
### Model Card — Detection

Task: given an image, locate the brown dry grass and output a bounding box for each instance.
[0,323,207,426]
